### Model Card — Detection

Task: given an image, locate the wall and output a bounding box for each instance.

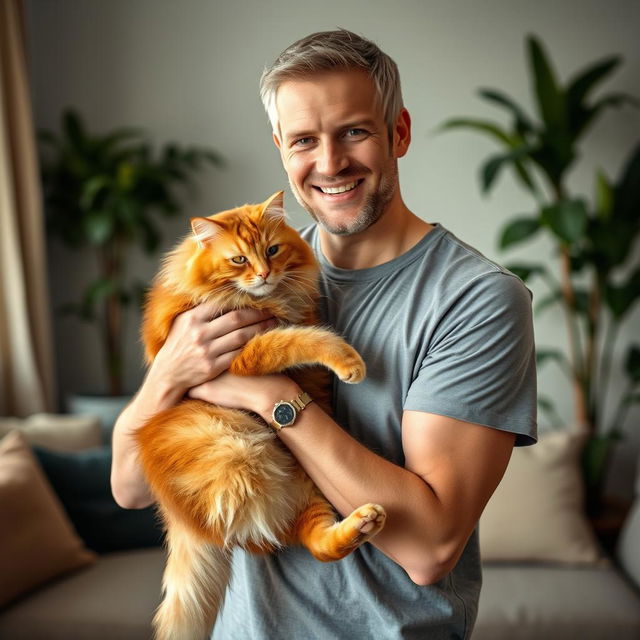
[25,0,640,496]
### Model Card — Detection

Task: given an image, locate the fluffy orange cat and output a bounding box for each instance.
[136,191,386,640]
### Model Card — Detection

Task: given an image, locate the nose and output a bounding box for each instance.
[316,140,348,177]
[256,267,270,281]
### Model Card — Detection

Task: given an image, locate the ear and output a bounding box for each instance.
[261,190,286,222]
[393,108,412,159]
[190,217,223,248]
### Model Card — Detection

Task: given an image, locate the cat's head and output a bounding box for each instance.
[176,191,318,303]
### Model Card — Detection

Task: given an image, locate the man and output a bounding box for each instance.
[112,29,536,639]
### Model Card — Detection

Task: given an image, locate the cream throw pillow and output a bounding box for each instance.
[480,429,603,564]
[0,431,96,606]
[0,413,102,452]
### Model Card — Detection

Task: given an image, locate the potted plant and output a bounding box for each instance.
[39,109,223,429]
[440,35,640,512]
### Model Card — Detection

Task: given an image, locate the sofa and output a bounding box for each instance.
[1,417,639,639]
[474,430,640,639]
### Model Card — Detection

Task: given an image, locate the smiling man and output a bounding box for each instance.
[111,29,537,639]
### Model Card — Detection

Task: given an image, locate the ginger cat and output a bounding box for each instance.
[136,191,386,640]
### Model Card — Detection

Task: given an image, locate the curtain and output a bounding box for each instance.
[0,0,55,416]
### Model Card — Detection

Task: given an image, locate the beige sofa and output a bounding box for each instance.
[1,419,639,639]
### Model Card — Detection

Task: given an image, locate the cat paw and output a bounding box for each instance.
[349,503,386,541]
[334,352,366,384]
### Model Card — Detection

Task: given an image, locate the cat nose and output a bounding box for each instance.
[256,269,270,281]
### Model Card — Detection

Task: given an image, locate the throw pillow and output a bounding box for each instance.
[480,429,603,564]
[34,445,164,552]
[0,413,102,452]
[0,431,96,607]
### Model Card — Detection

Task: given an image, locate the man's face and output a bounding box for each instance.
[273,70,406,236]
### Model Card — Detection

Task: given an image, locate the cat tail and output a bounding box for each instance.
[153,517,231,640]
[229,326,366,383]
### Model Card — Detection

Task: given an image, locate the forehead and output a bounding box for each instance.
[275,70,383,138]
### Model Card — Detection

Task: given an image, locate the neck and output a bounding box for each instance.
[318,193,433,270]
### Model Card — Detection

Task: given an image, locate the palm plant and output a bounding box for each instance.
[40,109,223,396]
[441,35,640,509]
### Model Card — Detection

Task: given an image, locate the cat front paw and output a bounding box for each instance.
[334,351,366,384]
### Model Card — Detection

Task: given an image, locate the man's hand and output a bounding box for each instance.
[150,304,277,398]
[188,372,297,418]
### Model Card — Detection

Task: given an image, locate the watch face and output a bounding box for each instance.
[274,402,296,426]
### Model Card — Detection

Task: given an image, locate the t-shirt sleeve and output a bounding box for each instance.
[403,272,537,446]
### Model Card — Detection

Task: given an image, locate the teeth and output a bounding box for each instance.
[319,181,358,194]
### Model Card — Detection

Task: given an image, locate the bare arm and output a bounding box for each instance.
[189,374,515,585]
[110,306,276,509]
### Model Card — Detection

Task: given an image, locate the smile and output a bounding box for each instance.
[315,180,362,194]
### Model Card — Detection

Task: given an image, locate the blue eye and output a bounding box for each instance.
[267,245,279,257]
[346,128,367,138]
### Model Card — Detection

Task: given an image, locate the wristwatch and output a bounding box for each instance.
[271,391,313,431]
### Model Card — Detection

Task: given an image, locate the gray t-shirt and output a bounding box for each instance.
[213,223,537,639]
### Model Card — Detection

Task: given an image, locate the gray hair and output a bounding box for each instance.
[259,29,404,136]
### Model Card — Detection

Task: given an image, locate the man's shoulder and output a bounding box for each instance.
[297,224,317,245]
[409,225,527,294]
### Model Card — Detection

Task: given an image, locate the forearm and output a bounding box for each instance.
[254,382,458,584]
[111,370,184,509]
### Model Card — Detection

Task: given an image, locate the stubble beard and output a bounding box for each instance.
[289,162,398,237]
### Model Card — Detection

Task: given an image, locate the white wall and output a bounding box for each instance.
[26,0,640,495]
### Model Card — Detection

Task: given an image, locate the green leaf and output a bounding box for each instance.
[537,395,562,428]
[83,210,114,245]
[540,199,588,245]
[81,277,117,319]
[499,217,541,250]
[566,56,620,110]
[536,348,572,378]
[576,93,640,139]
[528,35,566,131]
[615,142,640,223]
[625,345,640,383]
[481,146,533,193]
[477,88,535,135]
[80,175,110,210]
[62,109,87,152]
[572,287,590,315]
[582,434,619,490]
[595,169,613,220]
[504,262,547,282]
[605,268,640,319]
[438,118,513,145]
[535,289,563,315]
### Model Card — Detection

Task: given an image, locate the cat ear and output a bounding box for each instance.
[190,217,223,248]
[262,190,286,222]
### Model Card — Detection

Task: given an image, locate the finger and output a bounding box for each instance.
[206,308,275,339]
[190,300,227,322]
[208,319,276,357]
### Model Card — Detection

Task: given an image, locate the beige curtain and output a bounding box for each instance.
[0,0,55,416]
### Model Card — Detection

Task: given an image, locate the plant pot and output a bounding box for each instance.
[67,393,131,444]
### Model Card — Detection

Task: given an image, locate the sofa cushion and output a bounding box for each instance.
[0,414,101,452]
[0,548,164,640]
[33,445,164,553]
[475,565,640,640]
[0,431,96,607]
[480,430,602,563]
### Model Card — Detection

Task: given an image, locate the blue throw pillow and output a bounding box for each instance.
[33,445,164,553]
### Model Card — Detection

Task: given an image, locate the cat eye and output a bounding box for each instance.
[266,245,279,257]
[231,256,247,265]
